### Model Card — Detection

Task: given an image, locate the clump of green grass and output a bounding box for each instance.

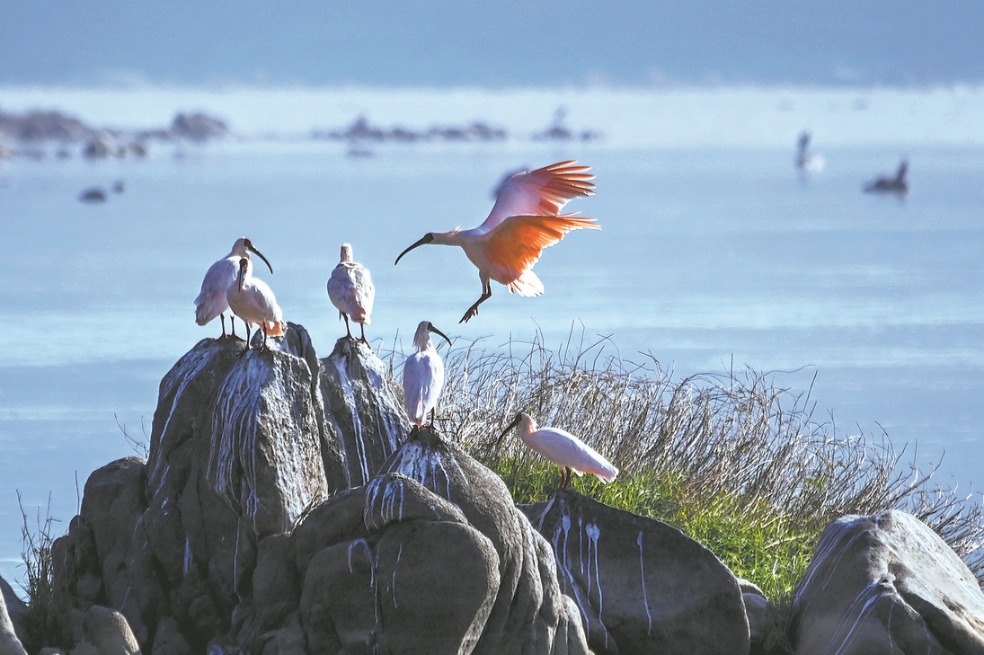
[17,492,69,652]
[387,326,984,601]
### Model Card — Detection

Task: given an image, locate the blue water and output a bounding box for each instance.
[1,138,982,591]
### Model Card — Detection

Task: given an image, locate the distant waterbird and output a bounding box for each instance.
[227,257,284,351]
[864,158,909,195]
[327,243,375,344]
[498,412,618,488]
[394,160,599,323]
[403,321,452,428]
[195,237,273,339]
[795,130,825,173]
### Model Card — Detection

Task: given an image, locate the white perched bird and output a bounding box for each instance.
[195,237,273,338]
[394,161,598,323]
[327,243,375,343]
[499,412,618,488]
[403,321,452,427]
[226,257,285,351]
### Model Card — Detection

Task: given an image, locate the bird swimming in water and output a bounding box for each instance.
[395,160,599,323]
[864,158,909,195]
[226,257,284,351]
[195,237,273,339]
[498,412,618,488]
[327,243,375,344]
[403,321,452,428]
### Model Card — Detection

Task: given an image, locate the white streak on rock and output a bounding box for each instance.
[637,531,653,636]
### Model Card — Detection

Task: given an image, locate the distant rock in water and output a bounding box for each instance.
[78,187,107,203]
[170,112,230,141]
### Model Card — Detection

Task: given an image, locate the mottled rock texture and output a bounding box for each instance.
[792,509,984,655]
[522,490,750,655]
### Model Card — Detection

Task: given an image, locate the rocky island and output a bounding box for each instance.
[0,324,981,654]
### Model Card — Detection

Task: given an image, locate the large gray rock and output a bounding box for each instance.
[0,577,27,655]
[792,509,984,654]
[522,490,751,655]
[319,338,409,487]
[0,576,27,654]
[271,426,590,655]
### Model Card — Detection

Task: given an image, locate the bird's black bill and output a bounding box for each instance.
[496,413,522,446]
[427,322,452,348]
[394,233,434,265]
[248,245,274,274]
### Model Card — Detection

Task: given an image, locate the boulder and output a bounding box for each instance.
[319,338,408,487]
[378,427,590,655]
[271,426,591,654]
[169,112,229,141]
[0,576,27,651]
[791,509,984,654]
[0,578,27,655]
[522,490,750,655]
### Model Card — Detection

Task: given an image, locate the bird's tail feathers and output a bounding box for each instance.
[266,321,286,337]
[508,270,544,297]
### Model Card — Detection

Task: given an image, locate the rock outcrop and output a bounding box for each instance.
[522,490,750,654]
[791,509,984,654]
[36,322,984,654]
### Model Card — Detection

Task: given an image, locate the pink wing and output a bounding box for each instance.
[480,161,595,231]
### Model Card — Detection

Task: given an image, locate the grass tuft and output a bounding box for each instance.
[385,326,984,601]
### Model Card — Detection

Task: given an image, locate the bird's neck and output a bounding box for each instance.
[430,229,465,246]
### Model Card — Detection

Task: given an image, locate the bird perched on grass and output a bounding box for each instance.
[227,257,284,351]
[498,412,618,488]
[195,237,273,338]
[403,321,452,428]
[328,243,375,344]
[395,160,599,323]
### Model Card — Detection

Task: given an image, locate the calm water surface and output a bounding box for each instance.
[1,141,982,588]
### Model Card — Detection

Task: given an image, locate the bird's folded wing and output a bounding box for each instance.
[484,214,600,274]
[481,161,595,230]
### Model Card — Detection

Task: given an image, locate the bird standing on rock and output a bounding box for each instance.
[498,412,618,488]
[394,160,599,323]
[195,237,273,339]
[227,257,284,351]
[403,321,452,428]
[328,243,375,344]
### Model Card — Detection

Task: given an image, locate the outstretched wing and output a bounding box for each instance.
[481,213,600,284]
[480,161,595,231]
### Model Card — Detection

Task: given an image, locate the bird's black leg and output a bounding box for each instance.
[428,407,436,427]
[230,315,239,340]
[241,323,252,354]
[460,282,492,323]
[342,314,353,339]
[219,313,228,339]
[260,323,269,351]
[359,323,368,345]
[561,467,571,489]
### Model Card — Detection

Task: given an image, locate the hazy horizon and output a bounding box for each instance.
[3,2,984,88]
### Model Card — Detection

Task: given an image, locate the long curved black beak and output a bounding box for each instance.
[395,233,434,265]
[427,322,452,348]
[496,413,522,446]
[247,245,274,274]
[237,258,248,291]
